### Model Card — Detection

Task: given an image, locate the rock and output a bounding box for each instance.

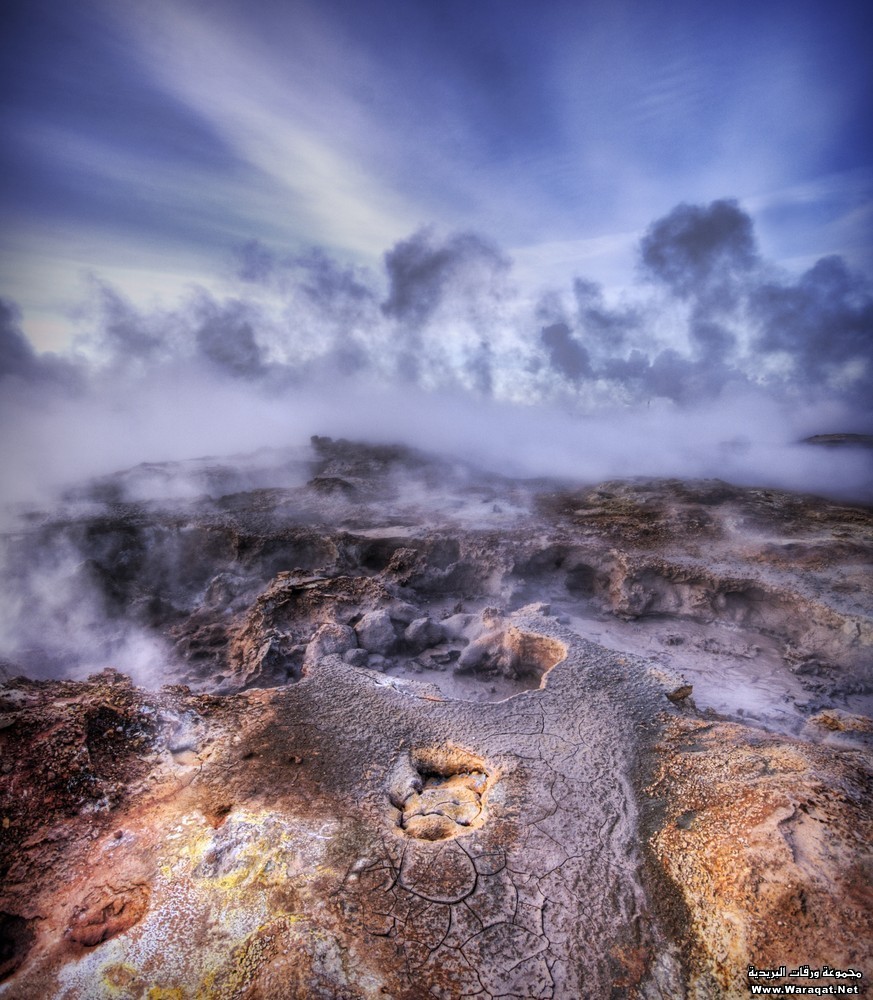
[456,630,510,674]
[806,709,873,738]
[243,636,290,687]
[666,683,693,703]
[67,885,150,947]
[367,654,387,670]
[650,668,693,704]
[388,602,420,625]
[404,617,446,653]
[789,658,827,676]
[307,475,357,496]
[303,624,357,668]
[515,602,551,617]
[440,613,473,640]
[342,648,369,667]
[648,716,873,995]
[164,710,204,754]
[354,610,397,654]
[429,650,460,665]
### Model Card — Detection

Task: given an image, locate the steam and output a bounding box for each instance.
[0,198,871,509]
[2,196,871,685]
[0,531,170,687]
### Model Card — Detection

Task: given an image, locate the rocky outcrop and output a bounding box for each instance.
[646,716,873,995]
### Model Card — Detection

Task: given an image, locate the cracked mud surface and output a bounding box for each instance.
[1,437,871,997]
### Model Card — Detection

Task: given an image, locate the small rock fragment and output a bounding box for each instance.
[666,684,694,703]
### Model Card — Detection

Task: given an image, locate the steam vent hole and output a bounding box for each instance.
[396,748,493,841]
[505,628,566,685]
[453,628,567,702]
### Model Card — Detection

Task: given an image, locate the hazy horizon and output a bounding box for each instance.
[1,0,871,503]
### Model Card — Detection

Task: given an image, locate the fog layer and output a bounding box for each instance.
[2,199,871,504]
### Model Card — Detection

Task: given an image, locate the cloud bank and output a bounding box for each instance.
[1,199,871,504]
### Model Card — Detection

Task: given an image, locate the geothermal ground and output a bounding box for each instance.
[1,437,871,998]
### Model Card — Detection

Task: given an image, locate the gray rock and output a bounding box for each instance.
[441,613,474,640]
[343,648,369,667]
[456,630,504,672]
[388,601,420,625]
[404,617,446,652]
[304,623,357,668]
[430,649,460,665]
[245,636,290,686]
[355,609,397,653]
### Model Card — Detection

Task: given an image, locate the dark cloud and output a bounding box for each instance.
[94,281,165,358]
[194,297,264,378]
[292,249,375,309]
[540,322,591,383]
[601,348,650,385]
[4,199,871,423]
[0,297,80,387]
[236,242,377,330]
[377,229,511,392]
[573,278,639,354]
[643,349,740,405]
[235,239,275,283]
[689,318,736,361]
[461,338,494,397]
[640,198,758,301]
[0,298,40,379]
[751,255,873,400]
[631,200,870,408]
[382,229,509,326]
[526,206,752,403]
[75,279,167,368]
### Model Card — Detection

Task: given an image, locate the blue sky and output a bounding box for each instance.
[2,0,871,350]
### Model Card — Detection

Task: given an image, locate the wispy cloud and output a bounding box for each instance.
[2,0,870,350]
[106,1,422,257]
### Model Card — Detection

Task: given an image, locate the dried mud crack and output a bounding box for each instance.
[1,438,871,998]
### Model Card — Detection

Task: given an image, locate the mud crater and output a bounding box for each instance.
[391,748,494,841]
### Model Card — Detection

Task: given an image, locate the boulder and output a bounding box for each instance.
[388,602,420,625]
[355,610,397,654]
[456,630,510,674]
[440,613,474,640]
[404,617,446,653]
[238,635,290,688]
[303,623,356,669]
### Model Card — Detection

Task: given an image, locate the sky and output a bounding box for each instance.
[0,0,872,500]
